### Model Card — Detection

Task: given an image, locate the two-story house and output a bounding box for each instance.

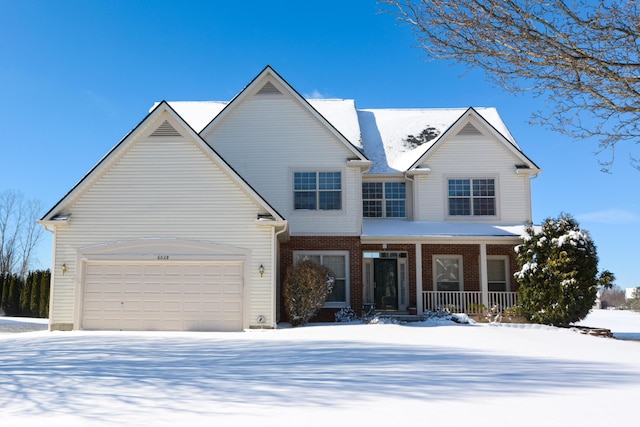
[39,66,540,331]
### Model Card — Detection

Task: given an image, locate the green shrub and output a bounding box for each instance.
[514,214,614,326]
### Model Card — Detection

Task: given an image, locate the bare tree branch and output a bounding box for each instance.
[0,191,43,278]
[381,0,640,170]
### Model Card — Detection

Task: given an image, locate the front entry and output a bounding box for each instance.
[363,252,408,312]
[374,259,398,310]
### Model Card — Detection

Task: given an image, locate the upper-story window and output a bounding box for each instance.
[294,171,342,210]
[362,182,406,218]
[448,178,495,216]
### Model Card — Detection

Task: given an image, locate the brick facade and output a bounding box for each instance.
[279,238,519,324]
[279,236,362,322]
[422,244,481,291]
[422,243,518,292]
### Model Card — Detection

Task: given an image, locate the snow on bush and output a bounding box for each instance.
[514,214,614,326]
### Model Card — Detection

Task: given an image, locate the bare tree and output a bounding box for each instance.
[600,285,626,309]
[381,0,640,170]
[0,190,43,278]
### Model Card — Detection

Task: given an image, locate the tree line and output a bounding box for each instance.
[0,270,50,318]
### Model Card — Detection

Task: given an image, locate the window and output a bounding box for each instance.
[487,257,509,292]
[362,182,406,218]
[448,178,495,216]
[433,256,462,291]
[294,171,341,210]
[294,252,349,306]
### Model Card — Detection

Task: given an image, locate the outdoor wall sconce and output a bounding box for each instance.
[259,264,265,277]
[61,263,67,275]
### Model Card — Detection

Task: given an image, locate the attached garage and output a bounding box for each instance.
[39,101,288,332]
[82,261,244,332]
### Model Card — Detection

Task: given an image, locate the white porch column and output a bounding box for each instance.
[416,243,423,313]
[480,243,488,309]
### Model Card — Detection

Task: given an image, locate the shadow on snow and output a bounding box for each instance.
[0,331,638,421]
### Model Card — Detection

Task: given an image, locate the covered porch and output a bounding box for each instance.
[361,219,527,317]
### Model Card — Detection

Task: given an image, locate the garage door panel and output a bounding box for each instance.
[82,261,243,331]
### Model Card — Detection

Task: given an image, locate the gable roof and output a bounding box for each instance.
[405,107,540,173]
[358,106,539,174]
[199,65,368,162]
[157,79,537,176]
[40,101,285,224]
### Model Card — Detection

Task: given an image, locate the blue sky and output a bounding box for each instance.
[1,1,638,289]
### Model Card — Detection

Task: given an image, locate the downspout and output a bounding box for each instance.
[405,170,429,313]
[272,222,289,328]
[404,172,422,314]
[40,223,56,331]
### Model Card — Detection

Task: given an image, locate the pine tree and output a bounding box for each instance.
[628,287,640,312]
[20,271,33,316]
[0,273,7,314]
[39,270,50,318]
[514,214,614,326]
[30,271,41,316]
[6,274,23,316]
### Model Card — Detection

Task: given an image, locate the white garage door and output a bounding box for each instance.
[82,261,243,332]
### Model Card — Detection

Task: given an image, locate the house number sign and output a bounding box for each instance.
[157,255,170,260]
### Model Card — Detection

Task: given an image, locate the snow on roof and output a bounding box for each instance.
[152,101,228,133]
[358,107,519,174]
[362,219,528,238]
[307,99,362,149]
[154,99,518,175]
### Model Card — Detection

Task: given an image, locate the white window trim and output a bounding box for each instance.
[432,255,464,292]
[291,168,345,213]
[487,255,511,292]
[362,180,407,219]
[293,250,350,308]
[445,176,500,220]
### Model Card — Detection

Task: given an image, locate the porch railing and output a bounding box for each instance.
[422,291,518,314]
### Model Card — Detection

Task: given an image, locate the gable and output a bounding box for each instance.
[200,66,367,162]
[408,108,539,173]
[41,102,284,224]
[69,125,263,227]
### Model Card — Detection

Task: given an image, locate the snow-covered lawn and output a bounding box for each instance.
[1,310,638,426]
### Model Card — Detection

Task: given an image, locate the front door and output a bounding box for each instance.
[363,252,408,311]
[374,258,398,310]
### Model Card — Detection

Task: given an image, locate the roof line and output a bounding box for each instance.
[40,102,162,221]
[41,101,286,223]
[199,65,368,161]
[407,107,540,171]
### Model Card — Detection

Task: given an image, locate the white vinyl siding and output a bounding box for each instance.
[203,95,361,235]
[49,117,275,329]
[414,123,532,222]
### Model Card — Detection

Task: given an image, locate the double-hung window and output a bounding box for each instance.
[448,178,496,216]
[294,171,342,210]
[362,182,406,218]
[294,252,349,306]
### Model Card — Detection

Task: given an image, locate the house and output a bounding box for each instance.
[39,66,540,331]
